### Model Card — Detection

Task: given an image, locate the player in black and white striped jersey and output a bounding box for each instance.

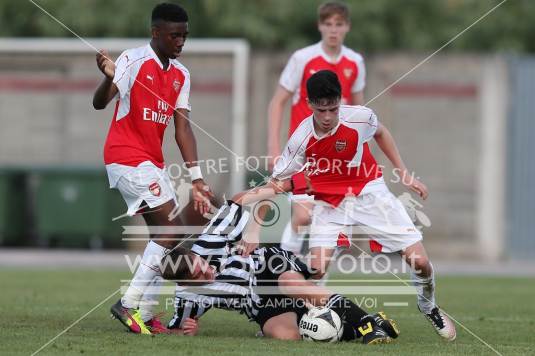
[169,200,251,329]
[162,201,399,343]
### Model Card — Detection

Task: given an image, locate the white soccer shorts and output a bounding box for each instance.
[106,161,177,216]
[309,181,422,253]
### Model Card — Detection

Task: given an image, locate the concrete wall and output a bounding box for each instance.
[0,45,509,260]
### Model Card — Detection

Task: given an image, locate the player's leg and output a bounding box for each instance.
[261,312,302,340]
[307,205,344,281]
[280,199,313,255]
[401,241,456,341]
[133,199,184,331]
[111,165,183,334]
[400,241,433,311]
[280,174,313,255]
[262,248,396,343]
[355,184,456,341]
[308,246,337,281]
[277,270,395,343]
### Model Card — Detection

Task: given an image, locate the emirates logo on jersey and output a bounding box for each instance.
[335,139,347,152]
[343,68,353,79]
[149,182,161,197]
[173,79,181,92]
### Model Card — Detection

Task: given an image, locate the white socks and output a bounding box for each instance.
[139,276,164,322]
[411,263,436,314]
[280,223,305,255]
[121,240,168,310]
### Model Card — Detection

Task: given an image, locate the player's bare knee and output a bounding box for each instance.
[278,271,305,288]
[291,209,312,230]
[411,257,431,276]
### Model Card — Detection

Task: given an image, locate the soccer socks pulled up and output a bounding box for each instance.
[280,222,305,255]
[139,276,164,322]
[411,262,436,314]
[122,240,169,309]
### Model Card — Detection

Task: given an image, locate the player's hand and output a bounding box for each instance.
[401,172,428,200]
[96,49,115,79]
[192,179,214,216]
[182,318,199,336]
[236,231,259,257]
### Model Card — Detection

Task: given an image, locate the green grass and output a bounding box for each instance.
[1,269,534,355]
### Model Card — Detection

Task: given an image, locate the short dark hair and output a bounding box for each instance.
[151,3,188,25]
[318,2,350,23]
[306,70,342,105]
[160,247,195,281]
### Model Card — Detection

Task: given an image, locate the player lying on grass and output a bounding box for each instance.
[199,70,456,341]
[161,202,399,344]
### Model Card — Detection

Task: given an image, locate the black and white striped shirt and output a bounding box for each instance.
[169,202,308,328]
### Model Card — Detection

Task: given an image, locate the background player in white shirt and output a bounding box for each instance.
[92,3,212,335]
[266,2,367,258]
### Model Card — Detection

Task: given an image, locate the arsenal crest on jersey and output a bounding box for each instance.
[335,139,347,152]
[173,79,181,92]
[149,182,161,197]
[343,68,353,79]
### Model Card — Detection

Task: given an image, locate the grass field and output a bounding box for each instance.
[1,269,534,356]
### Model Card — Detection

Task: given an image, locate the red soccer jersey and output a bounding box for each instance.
[278,43,376,195]
[104,44,191,169]
[273,105,383,207]
[279,42,366,135]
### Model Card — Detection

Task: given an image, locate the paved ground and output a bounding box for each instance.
[1,248,534,276]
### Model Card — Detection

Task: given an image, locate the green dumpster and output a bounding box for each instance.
[32,168,126,248]
[0,169,27,246]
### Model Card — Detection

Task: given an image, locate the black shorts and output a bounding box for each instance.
[254,295,309,330]
[252,247,312,329]
[255,246,312,282]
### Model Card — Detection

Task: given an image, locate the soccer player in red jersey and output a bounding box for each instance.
[92,3,212,335]
[241,70,456,341]
[267,2,370,257]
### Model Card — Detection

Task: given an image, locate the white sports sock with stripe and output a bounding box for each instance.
[411,262,436,314]
[121,240,168,309]
[280,222,305,255]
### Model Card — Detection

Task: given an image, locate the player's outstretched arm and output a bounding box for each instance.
[174,109,214,214]
[373,123,428,199]
[232,179,292,206]
[92,50,118,110]
[232,179,292,256]
[267,86,293,171]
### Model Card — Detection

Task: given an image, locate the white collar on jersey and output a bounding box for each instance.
[146,44,174,71]
[317,42,345,64]
[311,115,342,140]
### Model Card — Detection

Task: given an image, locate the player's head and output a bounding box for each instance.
[151,3,189,59]
[160,247,216,285]
[317,2,350,49]
[306,70,342,133]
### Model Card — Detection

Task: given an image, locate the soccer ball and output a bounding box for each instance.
[299,306,343,342]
